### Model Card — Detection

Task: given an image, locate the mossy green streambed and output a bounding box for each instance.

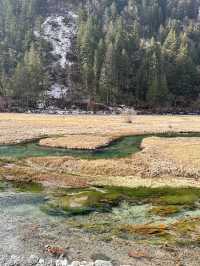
[1,132,200,159]
[1,181,200,246]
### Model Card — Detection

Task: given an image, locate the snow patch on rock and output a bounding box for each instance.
[48,83,69,99]
[42,11,77,68]
[35,10,78,100]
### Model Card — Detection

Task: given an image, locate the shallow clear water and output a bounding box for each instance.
[0,136,143,159]
[1,132,200,159]
[1,182,200,246]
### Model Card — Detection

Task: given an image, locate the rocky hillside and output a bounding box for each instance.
[1,0,200,111]
[0,0,81,109]
[36,2,78,100]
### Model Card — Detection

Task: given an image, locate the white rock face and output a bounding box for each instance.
[95,261,113,266]
[48,83,69,99]
[35,10,78,100]
[42,12,77,68]
[198,7,200,21]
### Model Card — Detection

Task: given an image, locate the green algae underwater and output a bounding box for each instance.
[1,180,200,246]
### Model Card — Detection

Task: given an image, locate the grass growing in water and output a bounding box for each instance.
[40,186,200,217]
[160,194,199,206]
[12,181,44,193]
[1,180,200,246]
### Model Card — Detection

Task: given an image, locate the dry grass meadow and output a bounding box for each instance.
[1,113,200,144]
[1,113,200,188]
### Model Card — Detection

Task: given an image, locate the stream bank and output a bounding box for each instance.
[1,132,200,189]
[1,132,200,159]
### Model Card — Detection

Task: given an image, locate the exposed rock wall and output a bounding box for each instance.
[35,0,79,101]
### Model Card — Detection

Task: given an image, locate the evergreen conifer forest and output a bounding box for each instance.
[1,0,200,110]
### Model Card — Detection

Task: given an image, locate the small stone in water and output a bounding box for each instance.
[28,255,39,265]
[56,259,69,266]
[128,250,149,259]
[5,255,21,266]
[95,260,113,266]
[45,245,67,258]
[70,262,80,266]
[36,258,45,266]
[91,254,111,262]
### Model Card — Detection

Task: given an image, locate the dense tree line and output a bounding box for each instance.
[0,0,49,107]
[77,0,200,109]
[1,0,200,110]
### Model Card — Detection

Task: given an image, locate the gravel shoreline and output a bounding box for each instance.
[1,211,200,266]
[0,255,113,266]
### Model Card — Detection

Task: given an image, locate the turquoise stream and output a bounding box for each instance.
[1,132,200,159]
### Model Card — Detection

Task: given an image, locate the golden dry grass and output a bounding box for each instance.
[28,134,200,181]
[1,155,200,188]
[39,135,114,149]
[140,137,200,179]
[142,137,200,166]
[1,113,200,188]
[1,113,200,144]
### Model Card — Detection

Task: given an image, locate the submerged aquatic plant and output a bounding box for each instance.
[12,182,44,193]
[1,180,200,246]
[160,194,199,206]
[149,206,181,217]
[40,188,122,216]
[112,202,151,224]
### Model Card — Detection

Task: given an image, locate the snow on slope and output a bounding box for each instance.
[42,11,77,68]
[35,10,78,99]
[47,83,68,99]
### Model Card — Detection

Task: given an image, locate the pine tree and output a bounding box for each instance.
[99,42,116,105]
[11,44,48,107]
[163,28,179,56]
[93,39,105,99]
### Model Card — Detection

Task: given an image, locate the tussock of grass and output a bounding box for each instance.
[39,135,115,150]
[149,206,180,216]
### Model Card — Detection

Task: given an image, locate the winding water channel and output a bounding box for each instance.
[1,132,200,159]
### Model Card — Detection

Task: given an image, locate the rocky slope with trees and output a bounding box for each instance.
[1,0,200,112]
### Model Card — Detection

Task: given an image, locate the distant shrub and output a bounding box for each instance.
[124,115,133,124]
